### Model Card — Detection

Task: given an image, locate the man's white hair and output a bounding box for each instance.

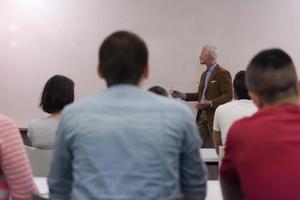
[203,45,218,60]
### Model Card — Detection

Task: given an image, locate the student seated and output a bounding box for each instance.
[48,31,207,200]
[148,85,168,96]
[0,114,38,199]
[220,49,300,200]
[27,75,74,149]
[212,70,257,154]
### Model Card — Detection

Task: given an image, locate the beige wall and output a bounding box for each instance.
[1,0,300,126]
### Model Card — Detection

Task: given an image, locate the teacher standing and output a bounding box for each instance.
[171,46,233,148]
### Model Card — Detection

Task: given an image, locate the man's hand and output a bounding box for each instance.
[170,90,183,98]
[195,100,210,110]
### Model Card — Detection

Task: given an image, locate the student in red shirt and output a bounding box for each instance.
[220,48,300,200]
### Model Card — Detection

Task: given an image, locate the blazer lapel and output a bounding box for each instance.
[206,65,220,90]
[198,72,206,96]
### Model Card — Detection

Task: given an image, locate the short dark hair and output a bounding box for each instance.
[148,86,168,97]
[40,75,74,114]
[233,71,250,100]
[98,31,148,86]
[246,48,298,104]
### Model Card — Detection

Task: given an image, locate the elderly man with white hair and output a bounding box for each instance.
[171,46,233,148]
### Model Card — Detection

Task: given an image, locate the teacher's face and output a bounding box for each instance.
[199,49,209,65]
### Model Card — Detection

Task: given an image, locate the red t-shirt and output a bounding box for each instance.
[220,104,300,200]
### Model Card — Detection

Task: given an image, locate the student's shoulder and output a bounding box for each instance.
[29,117,57,127]
[226,115,258,147]
[215,101,235,113]
[63,93,100,114]
[28,118,42,128]
[218,100,234,108]
[0,114,18,132]
[148,93,193,117]
[0,114,14,125]
[229,113,256,135]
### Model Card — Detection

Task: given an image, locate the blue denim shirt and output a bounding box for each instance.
[48,85,207,200]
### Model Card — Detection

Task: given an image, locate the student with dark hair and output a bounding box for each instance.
[48,31,207,200]
[220,49,300,200]
[148,85,168,96]
[27,75,74,149]
[40,75,75,114]
[212,70,256,154]
[232,71,250,99]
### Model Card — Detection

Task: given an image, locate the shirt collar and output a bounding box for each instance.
[207,63,217,72]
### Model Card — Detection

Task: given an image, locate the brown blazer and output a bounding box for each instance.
[185,65,233,129]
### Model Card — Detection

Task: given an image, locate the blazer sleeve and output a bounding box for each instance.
[185,73,205,101]
[185,92,200,101]
[211,70,233,109]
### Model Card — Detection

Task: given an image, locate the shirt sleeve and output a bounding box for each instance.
[27,121,34,146]
[213,106,221,132]
[180,110,208,200]
[48,112,74,200]
[219,124,240,184]
[27,125,32,141]
[0,117,38,200]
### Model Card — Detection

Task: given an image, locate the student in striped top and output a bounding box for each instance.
[27,75,74,149]
[0,114,38,199]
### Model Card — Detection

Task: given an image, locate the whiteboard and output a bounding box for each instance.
[1,0,300,127]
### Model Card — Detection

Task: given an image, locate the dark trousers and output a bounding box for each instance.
[197,111,214,148]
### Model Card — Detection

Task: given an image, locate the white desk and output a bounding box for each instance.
[200,148,219,163]
[34,178,222,200]
[34,177,49,198]
[207,181,222,200]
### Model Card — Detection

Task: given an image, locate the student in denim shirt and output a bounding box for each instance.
[48,31,207,200]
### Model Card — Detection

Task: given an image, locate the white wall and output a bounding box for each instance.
[1,0,300,127]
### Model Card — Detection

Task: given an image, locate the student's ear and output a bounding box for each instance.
[249,92,263,109]
[97,66,105,79]
[138,65,149,87]
[143,65,149,79]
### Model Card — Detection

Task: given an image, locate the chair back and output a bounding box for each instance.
[25,146,53,177]
[32,193,49,200]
